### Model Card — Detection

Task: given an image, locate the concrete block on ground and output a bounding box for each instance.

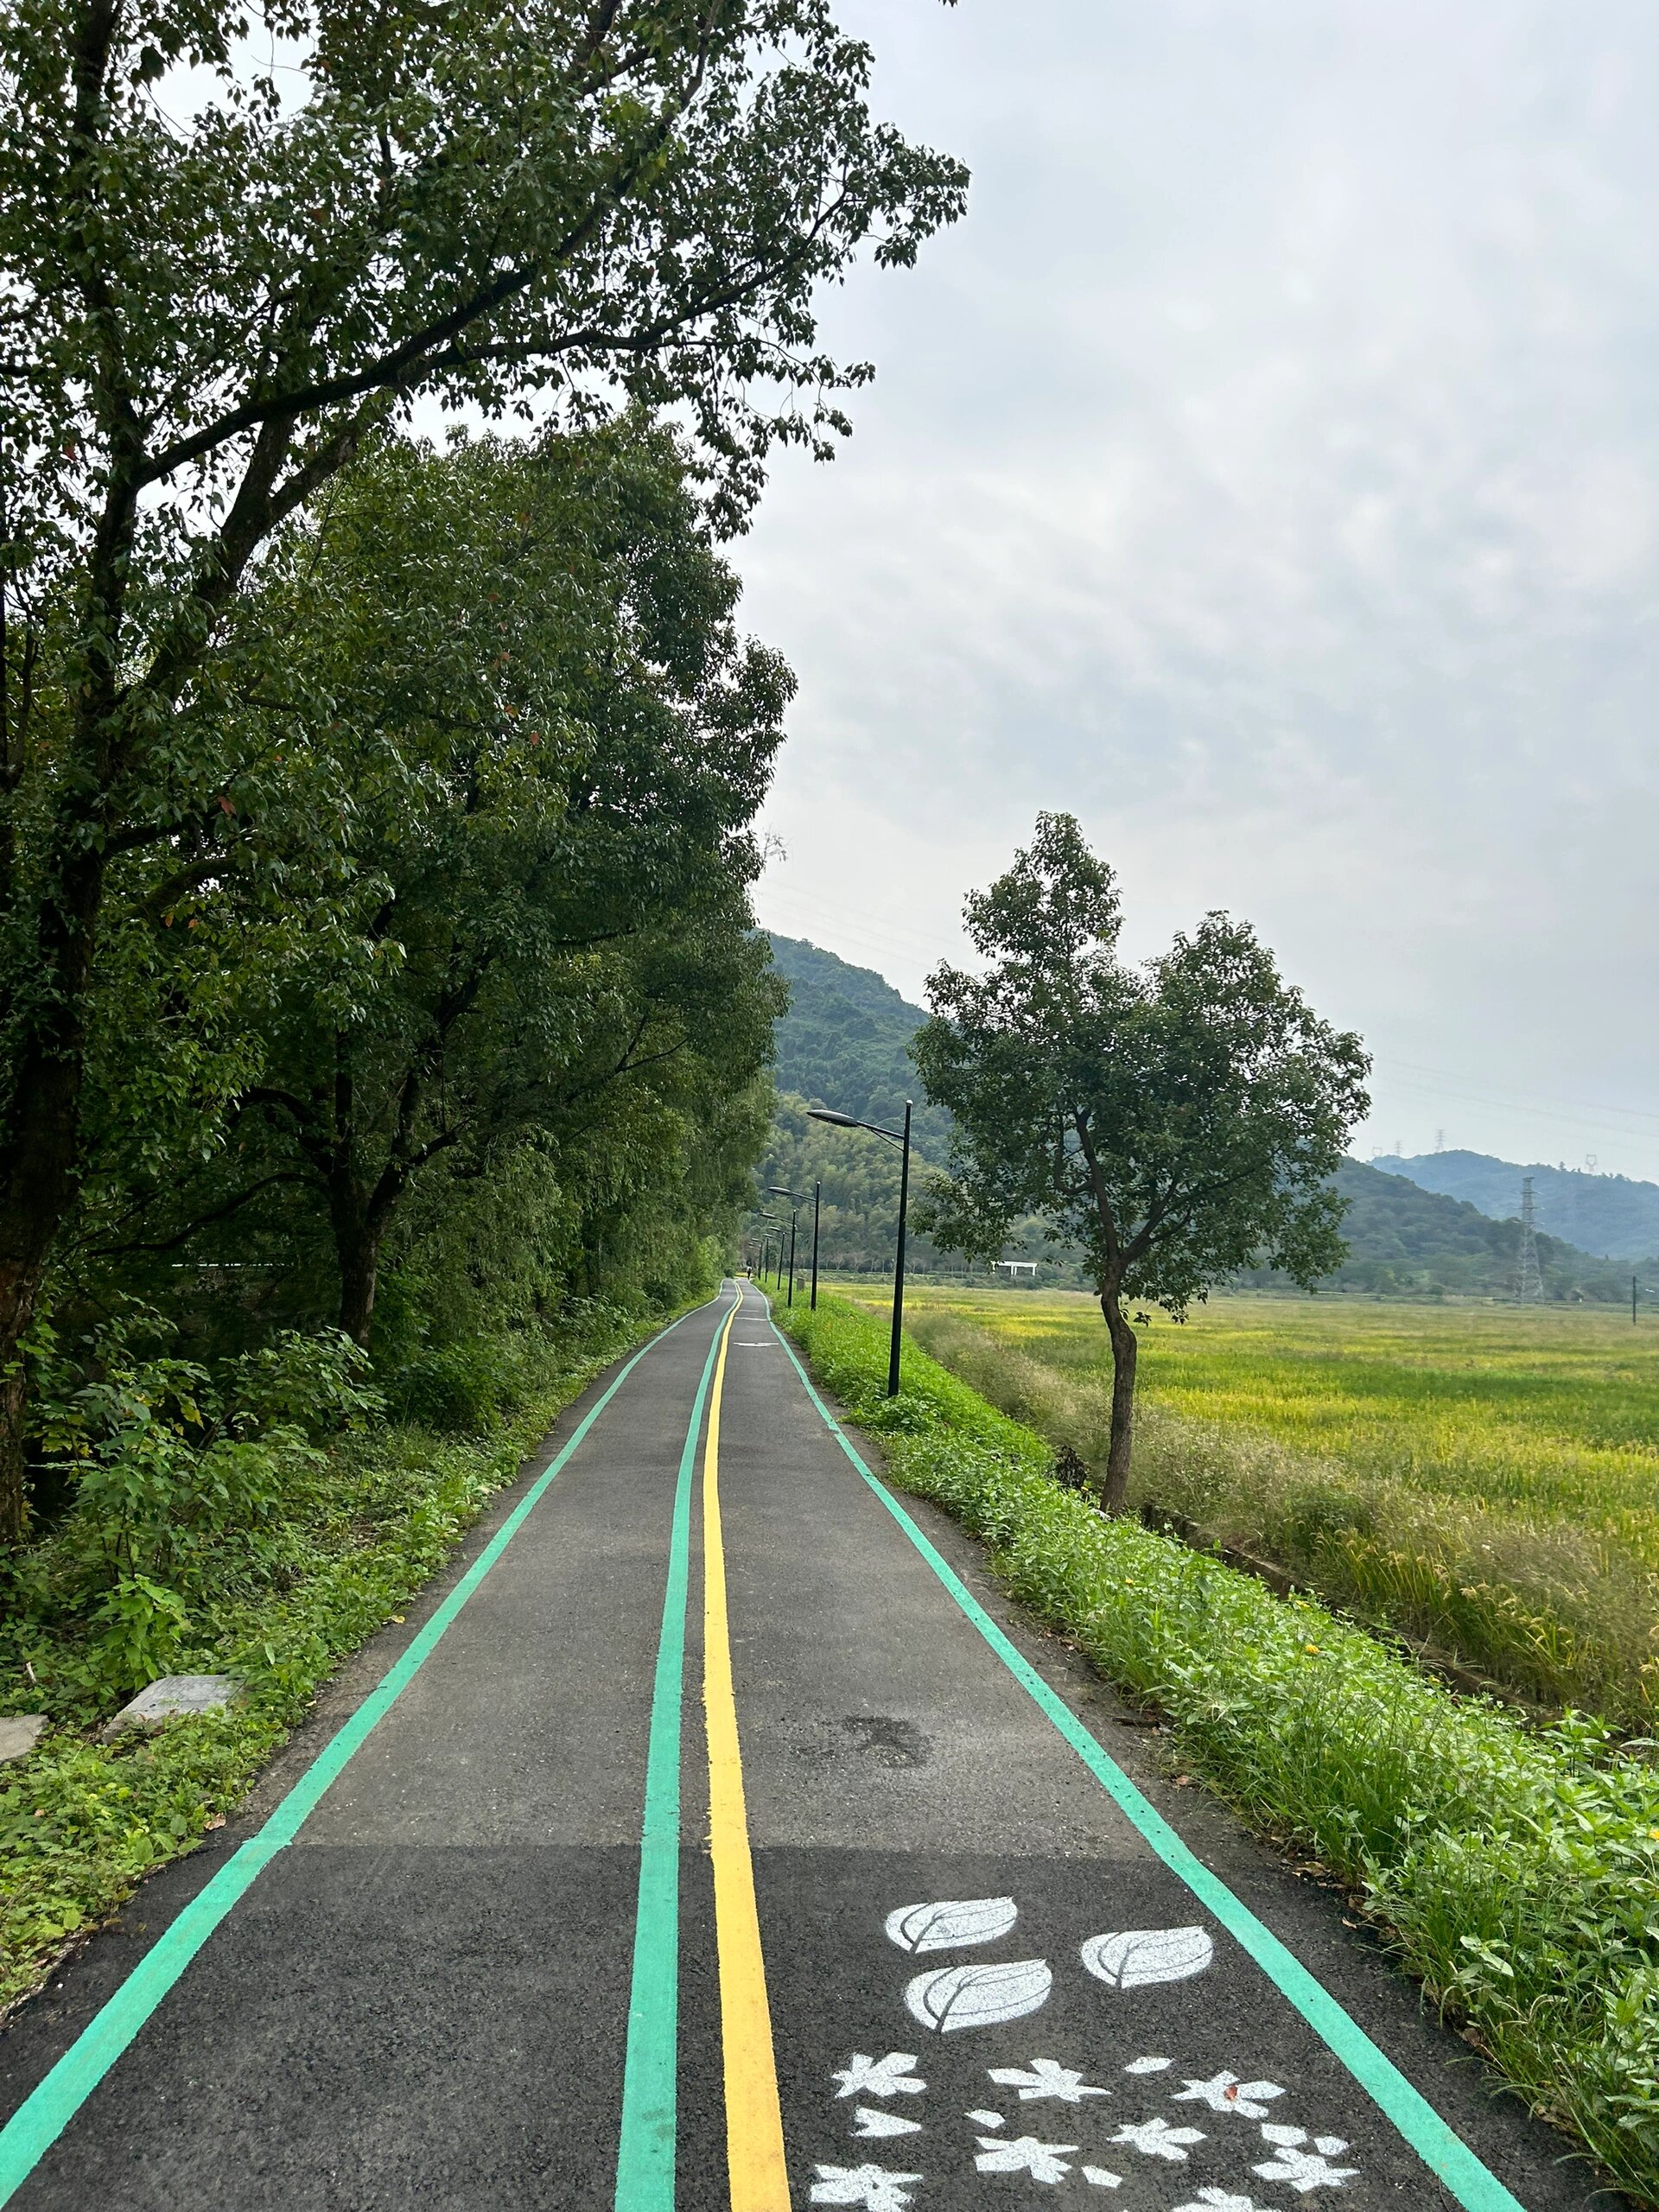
[0,1714,48,1763]
[99,1675,243,1743]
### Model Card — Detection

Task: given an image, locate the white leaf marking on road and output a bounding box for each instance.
[1082,2168,1123,2189]
[832,2053,927,2099]
[1108,2116,1208,2162]
[967,2109,1005,2128]
[885,1897,1019,1953]
[1260,2125,1305,2147]
[1173,2071,1285,2118]
[1173,2192,1282,2212]
[853,2107,923,2139]
[988,2057,1109,2103]
[1314,2138,1349,2157]
[1080,1925,1214,1990]
[810,2163,924,2211]
[974,2134,1077,2183]
[1123,2055,1172,2074]
[905,1958,1052,2032]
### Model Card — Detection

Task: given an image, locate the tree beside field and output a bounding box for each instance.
[914,814,1370,1510]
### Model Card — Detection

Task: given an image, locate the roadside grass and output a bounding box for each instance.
[0,1300,670,2020]
[872,1287,1659,1725]
[779,1292,1659,2210]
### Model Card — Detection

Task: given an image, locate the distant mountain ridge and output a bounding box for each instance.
[764,934,1643,1299]
[1373,1150,1659,1261]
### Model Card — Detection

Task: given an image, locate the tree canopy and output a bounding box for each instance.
[915,813,1370,1508]
[0,0,966,1535]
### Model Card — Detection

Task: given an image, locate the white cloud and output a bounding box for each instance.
[743,0,1659,1177]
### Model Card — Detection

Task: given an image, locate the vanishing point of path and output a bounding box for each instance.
[0,1283,1618,2211]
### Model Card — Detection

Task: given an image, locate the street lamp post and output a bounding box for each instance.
[768,1185,816,1309]
[757,1214,784,1290]
[807,1101,912,1396]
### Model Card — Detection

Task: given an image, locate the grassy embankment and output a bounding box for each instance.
[0,1300,677,2020]
[779,1291,1659,2208]
[879,1287,1659,1726]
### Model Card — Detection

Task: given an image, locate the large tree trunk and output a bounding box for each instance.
[1098,1284,1139,1515]
[332,1196,384,1350]
[0,848,105,1542]
[0,1262,42,1545]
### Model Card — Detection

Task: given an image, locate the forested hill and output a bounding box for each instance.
[764,935,1644,1300]
[766,933,951,1158]
[1269,1160,1640,1301]
[1373,1150,1659,1261]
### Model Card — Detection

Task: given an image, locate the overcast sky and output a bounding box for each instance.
[739,0,1659,1180]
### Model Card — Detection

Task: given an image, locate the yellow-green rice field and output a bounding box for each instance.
[874,1287,1659,1721]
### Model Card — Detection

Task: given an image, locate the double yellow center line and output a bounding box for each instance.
[702,1306,792,2210]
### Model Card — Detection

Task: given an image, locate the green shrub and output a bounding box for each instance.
[0,1299,669,2018]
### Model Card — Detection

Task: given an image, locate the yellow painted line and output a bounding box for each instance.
[702,1305,792,2212]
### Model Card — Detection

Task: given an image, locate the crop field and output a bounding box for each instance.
[866,1285,1659,1721]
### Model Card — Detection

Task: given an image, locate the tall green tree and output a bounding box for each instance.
[87,422,787,1347]
[915,815,1370,1510]
[0,1,967,1534]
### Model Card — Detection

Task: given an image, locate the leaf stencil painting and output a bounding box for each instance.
[1080,1925,1214,1991]
[885,1897,1018,1953]
[905,1958,1052,2033]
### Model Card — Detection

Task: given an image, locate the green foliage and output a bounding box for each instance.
[913,812,1369,1503]
[916,813,1370,1309]
[779,1293,1659,2209]
[0,1297,667,2015]
[63,423,785,1361]
[766,935,952,1157]
[0,0,967,1536]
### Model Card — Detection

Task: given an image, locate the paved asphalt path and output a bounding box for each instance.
[0,1281,1619,2211]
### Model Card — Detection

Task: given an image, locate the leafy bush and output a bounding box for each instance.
[0,1299,667,2018]
[780,1294,1659,2209]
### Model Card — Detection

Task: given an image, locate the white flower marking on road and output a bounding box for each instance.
[1173,2071,1285,2118]
[1108,2115,1208,2162]
[974,2135,1078,2183]
[852,2107,923,2139]
[810,2164,924,2211]
[832,2054,926,2100]
[1252,2124,1358,2193]
[987,2058,1110,2104]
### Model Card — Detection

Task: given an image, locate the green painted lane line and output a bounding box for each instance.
[772,1319,1530,2212]
[0,1305,709,2209]
[614,1292,739,2212]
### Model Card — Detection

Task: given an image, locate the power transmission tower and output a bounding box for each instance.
[1516,1175,1545,1304]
